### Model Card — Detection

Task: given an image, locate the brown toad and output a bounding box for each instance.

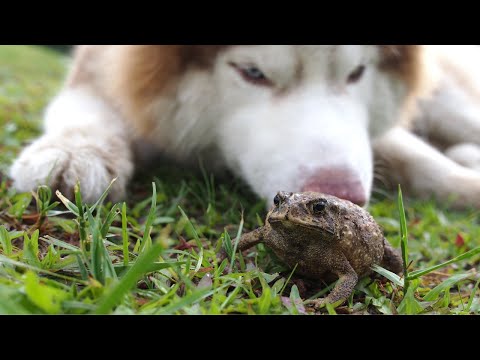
[219,191,403,308]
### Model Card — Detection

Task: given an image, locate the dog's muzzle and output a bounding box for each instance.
[301,167,367,206]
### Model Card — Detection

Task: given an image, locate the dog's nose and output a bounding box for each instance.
[301,168,367,206]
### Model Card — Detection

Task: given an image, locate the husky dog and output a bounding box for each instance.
[10,45,480,208]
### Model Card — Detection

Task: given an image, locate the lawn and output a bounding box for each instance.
[0,45,479,315]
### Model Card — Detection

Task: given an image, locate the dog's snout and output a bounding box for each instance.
[301,168,367,206]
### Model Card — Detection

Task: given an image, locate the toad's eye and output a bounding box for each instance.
[230,62,272,87]
[347,65,366,84]
[273,194,281,207]
[312,199,328,213]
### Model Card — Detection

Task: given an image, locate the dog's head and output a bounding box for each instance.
[120,45,425,206]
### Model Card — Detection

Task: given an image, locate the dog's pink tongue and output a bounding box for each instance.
[301,168,366,206]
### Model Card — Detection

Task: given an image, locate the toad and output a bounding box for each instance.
[219,191,403,308]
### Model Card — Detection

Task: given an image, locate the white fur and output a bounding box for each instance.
[415,46,480,145]
[374,127,480,207]
[445,143,480,171]
[216,89,373,203]
[210,45,405,203]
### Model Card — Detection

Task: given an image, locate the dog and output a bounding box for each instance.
[9,45,480,209]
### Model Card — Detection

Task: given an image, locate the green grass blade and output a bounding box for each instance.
[75,254,89,281]
[36,185,52,218]
[140,182,157,252]
[8,231,24,241]
[102,248,117,280]
[194,248,204,274]
[408,246,480,280]
[371,264,404,287]
[230,216,244,270]
[94,242,165,314]
[280,263,299,295]
[325,302,337,315]
[91,204,118,281]
[0,226,13,256]
[30,229,39,257]
[219,279,243,310]
[156,285,228,315]
[88,178,117,212]
[272,278,286,295]
[466,278,480,312]
[288,285,300,315]
[87,209,103,283]
[222,231,233,259]
[397,281,423,315]
[0,288,30,314]
[100,204,121,239]
[122,202,129,266]
[178,206,203,250]
[22,231,41,266]
[397,185,409,280]
[0,254,88,285]
[423,273,473,301]
[55,190,79,216]
[113,261,186,275]
[258,286,272,314]
[23,271,70,314]
[9,193,32,220]
[74,182,84,218]
[42,235,81,252]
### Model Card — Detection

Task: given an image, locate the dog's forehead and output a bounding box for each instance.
[297,45,372,57]
[296,45,378,68]
[224,45,375,61]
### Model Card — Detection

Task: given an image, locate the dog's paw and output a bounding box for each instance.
[9,136,132,204]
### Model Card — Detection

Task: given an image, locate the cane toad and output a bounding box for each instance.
[219,191,403,308]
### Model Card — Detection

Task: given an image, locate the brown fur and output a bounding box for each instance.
[379,45,427,126]
[105,45,228,137]
[379,45,423,89]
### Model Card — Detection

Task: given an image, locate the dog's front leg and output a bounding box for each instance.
[373,127,480,209]
[418,84,480,172]
[10,86,134,203]
[414,46,480,171]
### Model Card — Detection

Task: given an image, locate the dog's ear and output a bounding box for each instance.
[378,45,424,88]
[378,45,430,125]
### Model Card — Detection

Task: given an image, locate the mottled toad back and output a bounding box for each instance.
[220,191,403,308]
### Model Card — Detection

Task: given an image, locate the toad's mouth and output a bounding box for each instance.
[268,218,335,236]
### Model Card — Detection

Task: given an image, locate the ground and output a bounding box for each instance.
[0,45,479,315]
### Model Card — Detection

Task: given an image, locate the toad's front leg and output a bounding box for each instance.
[217,227,265,263]
[305,252,358,309]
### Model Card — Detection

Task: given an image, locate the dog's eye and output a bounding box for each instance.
[312,199,328,213]
[230,62,272,87]
[347,65,366,84]
[244,67,264,80]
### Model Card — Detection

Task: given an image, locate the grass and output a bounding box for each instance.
[0,45,479,315]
